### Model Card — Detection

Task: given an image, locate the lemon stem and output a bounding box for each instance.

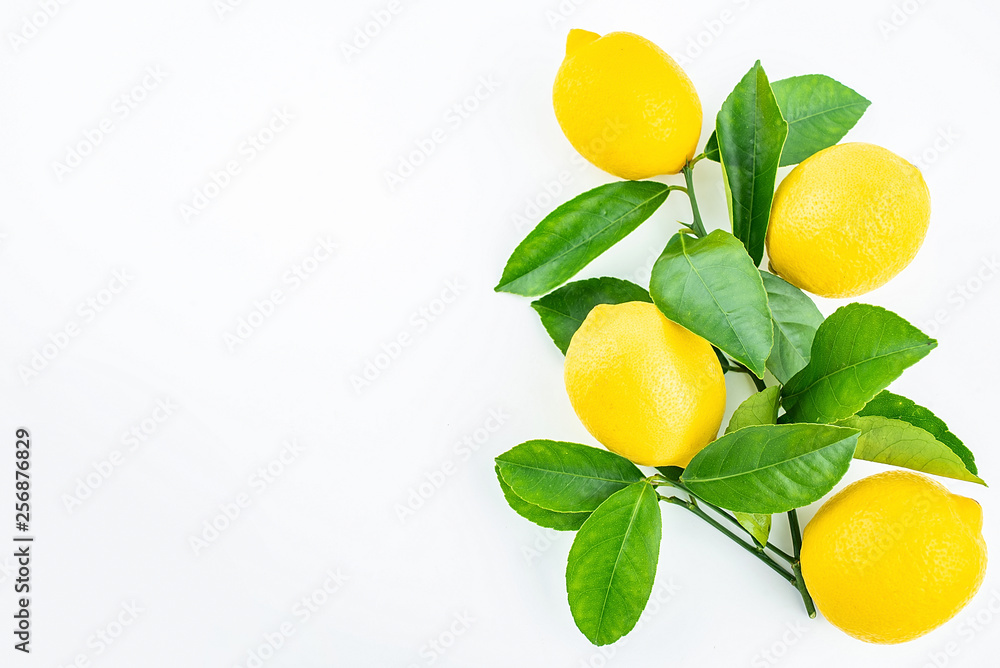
[655,478,817,617]
[659,493,796,585]
[681,163,708,238]
[714,347,768,391]
[787,509,817,618]
[736,362,767,392]
[654,476,794,563]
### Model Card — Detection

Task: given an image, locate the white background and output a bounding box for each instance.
[1,0,998,666]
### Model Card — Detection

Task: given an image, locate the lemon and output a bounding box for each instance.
[801,470,987,644]
[766,142,930,298]
[552,30,702,180]
[563,301,725,467]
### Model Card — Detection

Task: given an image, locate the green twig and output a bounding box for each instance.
[713,347,767,391]
[732,360,767,392]
[787,509,817,618]
[655,477,816,616]
[653,476,794,565]
[659,494,796,585]
[701,503,795,564]
[681,163,708,239]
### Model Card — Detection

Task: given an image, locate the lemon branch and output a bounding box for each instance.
[787,509,817,618]
[659,493,797,584]
[681,161,708,238]
[654,475,817,616]
[653,475,794,564]
[714,347,768,392]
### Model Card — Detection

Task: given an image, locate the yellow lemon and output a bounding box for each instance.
[766,142,931,298]
[801,470,987,644]
[563,301,725,467]
[552,30,702,180]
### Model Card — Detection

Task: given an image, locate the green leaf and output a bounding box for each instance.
[780,304,937,424]
[655,466,683,483]
[760,271,824,384]
[770,75,871,166]
[726,386,781,434]
[566,481,661,646]
[734,512,772,548]
[679,424,859,514]
[650,230,773,378]
[705,74,869,166]
[859,391,977,474]
[704,132,720,162]
[716,60,788,266]
[496,182,672,296]
[496,465,590,530]
[838,416,985,486]
[531,277,652,355]
[495,440,644,513]
[724,388,779,544]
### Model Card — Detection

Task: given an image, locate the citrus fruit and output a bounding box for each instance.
[766,142,931,298]
[563,301,725,467]
[801,470,987,644]
[552,30,702,180]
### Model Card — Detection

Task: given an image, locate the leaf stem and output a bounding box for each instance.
[659,494,796,585]
[787,509,817,618]
[655,479,816,617]
[704,504,796,564]
[681,163,708,239]
[733,361,768,392]
[712,346,767,391]
[653,476,794,564]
